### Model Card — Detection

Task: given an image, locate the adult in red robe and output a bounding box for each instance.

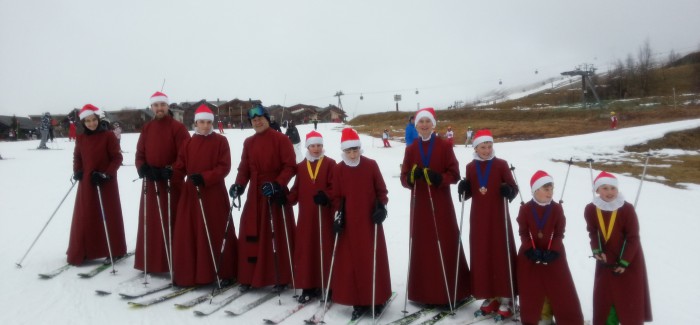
[68,120,77,141]
[288,148,336,299]
[330,130,391,309]
[134,92,190,273]
[172,112,236,287]
[400,108,471,305]
[584,177,652,325]
[463,129,519,303]
[231,105,297,289]
[517,200,583,325]
[68,106,127,265]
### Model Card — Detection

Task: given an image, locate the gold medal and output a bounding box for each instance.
[537,231,543,239]
[479,187,487,195]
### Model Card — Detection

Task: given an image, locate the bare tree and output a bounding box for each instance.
[637,38,654,96]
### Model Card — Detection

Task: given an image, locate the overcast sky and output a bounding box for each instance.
[1,0,699,118]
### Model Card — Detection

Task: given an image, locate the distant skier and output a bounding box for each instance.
[37,112,51,149]
[218,120,225,134]
[286,120,303,162]
[381,129,391,147]
[68,118,77,141]
[466,126,473,147]
[405,115,418,146]
[610,112,618,130]
[445,126,454,147]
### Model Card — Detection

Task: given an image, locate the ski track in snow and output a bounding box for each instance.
[1,119,699,324]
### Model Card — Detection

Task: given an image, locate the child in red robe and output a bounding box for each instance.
[584,172,652,325]
[288,130,337,303]
[516,170,583,325]
[457,129,519,319]
[172,104,237,287]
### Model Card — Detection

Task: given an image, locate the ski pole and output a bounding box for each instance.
[402,181,417,314]
[452,178,466,310]
[426,183,453,313]
[142,179,149,285]
[372,223,378,324]
[509,164,524,205]
[279,200,298,298]
[95,184,116,274]
[210,202,236,301]
[586,158,595,200]
[266,198,282,304]
[543,232,554,266]
[167,176,173,282]
[321,232,339,323]
[634,151,651,208]
[528,231,539,264]
[502,198,518,320]
[152,180,173,281]
[318,204,325,302]
[15,179,77,268]
[558,158,574,204]
[195,185,222,289]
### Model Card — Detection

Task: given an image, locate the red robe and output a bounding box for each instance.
[400,136,471,305]
[465,157,518,299]
[172,132,236,286]
[234,127,297,287]
[68,122,77,140]
[330,156,391,306]
[68,129,127,265]
[584,202,652,325]
[516,200,583,325]
[288,156,337,290]
[134,115,190,272]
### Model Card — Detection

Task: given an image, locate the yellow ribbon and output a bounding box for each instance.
[410,164,418,184]
[596,208,618,243]
[423,168,432,186]
[306,156,324,183]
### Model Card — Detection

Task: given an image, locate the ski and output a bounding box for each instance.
[263,297,317,324]
[192,287,248,316]
[304,301,333,324]
[77,251,135,278]
[457,313,496,325]
[38,264,72,279]
[419,296,476,325]
[128,286,197,308]
[95,273,148,296]
[173,283,237,309]
[385,305,436,325]
[225,291,278,316]
[119,283,173,299]
[494,311,519,324]
[348,291,397,325]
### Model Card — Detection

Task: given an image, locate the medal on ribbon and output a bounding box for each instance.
[530,200,553,239]
[475,160,493,195]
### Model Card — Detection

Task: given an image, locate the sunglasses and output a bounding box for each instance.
[248,106,265,119]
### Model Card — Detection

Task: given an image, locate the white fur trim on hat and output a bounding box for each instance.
[530,170,554,195]
[79,104,100,120]
[472,129,494,147]
[195,111,214,121]
[341,139,361,150]
[594,171,618,190]
[150,91,169,105]
[306,136,323,148]
[414,108,436,127]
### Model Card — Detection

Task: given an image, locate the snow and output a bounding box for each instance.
[2,119,700,324]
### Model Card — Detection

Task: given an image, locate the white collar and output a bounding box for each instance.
[472,150,496,161]
[194,128,213,136]
[305,151,325,162]
[592,193,626,211]
[532,198,552,206]
[341,153,361,167]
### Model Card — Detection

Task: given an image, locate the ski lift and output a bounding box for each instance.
[499,79,502,85]
[360,93,364,100]
[535,69,539,74]
[415,89,419,95]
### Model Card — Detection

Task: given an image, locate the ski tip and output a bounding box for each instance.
[15,263,23,268]
[95,290,112,296]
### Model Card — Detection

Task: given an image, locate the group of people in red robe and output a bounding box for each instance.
[65,94,650,324]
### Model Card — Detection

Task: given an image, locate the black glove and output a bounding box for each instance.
[138,163,151,179]
[524,248,543,263]
[500,183,517,202]
[457,180,472,201]
[73,171,83,181]
[372,201,387,224]
[262,182,282,197]
[229,184,245,198]
[91,171,110,186]
[541,250,559,264]
[159,167,173,180]
[333,198,346,234]
[275,191,287,206]
[424,169,442,187]
[406,166,424,186]
[190,174,205,187]
[313,191,329,206]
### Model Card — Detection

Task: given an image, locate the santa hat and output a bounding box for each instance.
[472,129,494,147]
[79,104,100,120]
[194,104,214,122]
[305,130,323,147]
[530,170,554,194]
[340,128,361,150]
[594,171,618,190]
[150,91,169,105]
[414,107,436,127]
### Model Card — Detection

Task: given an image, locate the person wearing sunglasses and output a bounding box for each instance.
[229,104,297,292]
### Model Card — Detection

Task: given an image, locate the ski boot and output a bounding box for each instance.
[474,298,500,317]
[494,302,514,322]
[351,306,369,321]
[297,288,319,304]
